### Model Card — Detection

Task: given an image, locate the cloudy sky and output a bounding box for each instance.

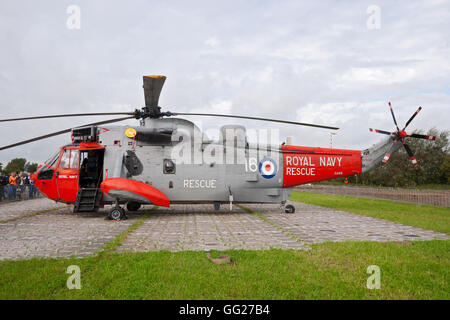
[1,0,449,165]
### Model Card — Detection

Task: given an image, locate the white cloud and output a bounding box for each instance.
[0,1,449,164]
[205,37,220,48]
[337,67,416,87]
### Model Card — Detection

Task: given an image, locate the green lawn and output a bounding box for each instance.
[1,195,449,300]
[0,241,448,300]
[314,182,450,190]
[290,191,450,235]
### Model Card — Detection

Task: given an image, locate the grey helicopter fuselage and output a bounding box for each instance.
[100,117,291,205]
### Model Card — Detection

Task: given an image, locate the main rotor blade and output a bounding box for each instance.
[143,75,166,117]
[0,116,134,151]
[402,106,422,131]
[166,112,339,130]
[0,112,135,123]
[369,128,393,135]
[401,140,418,167]
[408,133,436,141]
[388,102,400,132]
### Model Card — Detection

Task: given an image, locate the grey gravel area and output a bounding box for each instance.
[244,202,449,243]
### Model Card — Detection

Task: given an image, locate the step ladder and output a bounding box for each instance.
[74,188,101,213]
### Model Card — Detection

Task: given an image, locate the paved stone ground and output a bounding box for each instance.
[117,205,307,253]
[245,202,449,243]
[0,199,137,260]
[0,198,65,222]
[0,199,448,260]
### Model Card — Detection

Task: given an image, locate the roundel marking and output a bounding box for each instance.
[258,158,277,179]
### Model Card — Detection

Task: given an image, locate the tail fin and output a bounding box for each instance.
[361,137,402,173]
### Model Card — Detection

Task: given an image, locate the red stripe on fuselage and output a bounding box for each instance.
[282,145,362,188]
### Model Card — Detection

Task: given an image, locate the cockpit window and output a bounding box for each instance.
[60,149,80,169]
[45,150,61,168]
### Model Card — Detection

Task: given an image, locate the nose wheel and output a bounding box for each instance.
[281,202,295,214]
[108,200,127,220]
[108,207,126,220]
[284,204,295,214]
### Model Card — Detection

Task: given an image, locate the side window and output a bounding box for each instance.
[38,166,54,180]
[59,150,70,169]
[45,150,61,168]
[60,149,80,169]
[163,159,176,174]
[69,150,80,169]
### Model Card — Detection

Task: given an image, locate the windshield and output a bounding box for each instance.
[44,149,61,168]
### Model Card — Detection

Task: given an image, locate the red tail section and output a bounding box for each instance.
[282,145,362,188]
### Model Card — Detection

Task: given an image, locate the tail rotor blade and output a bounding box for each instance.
[0,116,134,151]
[388,102,400,131]
[402,106,422,131]
[369,128,393,136]
[401,140,418,167]
[382,139,398,163]
[408,133,436,141]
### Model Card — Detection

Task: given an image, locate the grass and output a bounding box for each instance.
[314,182,450,190]
[290,191,450,235]
[0,241,448,299]
[0,195,448,300]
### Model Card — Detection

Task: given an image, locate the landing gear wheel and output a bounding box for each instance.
[284,204,295,214]
[109,207,125,220]
[127,202,141,212]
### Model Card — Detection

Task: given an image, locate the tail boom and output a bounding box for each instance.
[281,145,362,188]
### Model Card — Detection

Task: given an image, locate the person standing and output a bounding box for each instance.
[0,173,8,201]
[28,177,36,198]
[23,174,30,199]
[8,172,18,201]
[17,172,24,200]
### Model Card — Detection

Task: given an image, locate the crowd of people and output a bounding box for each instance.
[0,171,39,202]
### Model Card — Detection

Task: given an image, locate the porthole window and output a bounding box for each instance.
[163,159,176,174]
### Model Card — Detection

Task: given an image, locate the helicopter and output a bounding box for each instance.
[0,75,436,220]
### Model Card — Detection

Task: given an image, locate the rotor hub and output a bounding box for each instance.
[398,130,407,139]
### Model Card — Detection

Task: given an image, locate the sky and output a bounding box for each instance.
[0,0,449,165]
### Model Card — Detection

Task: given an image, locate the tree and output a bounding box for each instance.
[440,155,450,184]
[0,162,3,172]
[3,158,27,174]
[25,162,39,173]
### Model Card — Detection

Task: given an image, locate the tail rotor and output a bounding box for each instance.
[369,102,436,167]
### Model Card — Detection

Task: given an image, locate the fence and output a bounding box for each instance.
[295,185,450,208]
[0,185,42,203]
